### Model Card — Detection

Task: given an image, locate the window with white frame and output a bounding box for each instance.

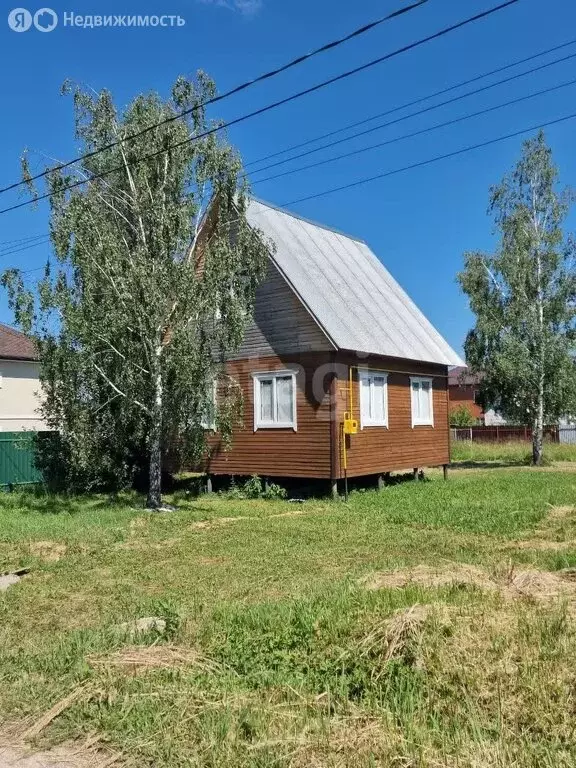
[253,370,297,430]
[201,378,217,431]
[410,376,434,426]
[359,370,388,428]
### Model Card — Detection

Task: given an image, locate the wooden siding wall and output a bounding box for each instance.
[207,352,333,478]
[228,260,333,360]
[335,354,450,478]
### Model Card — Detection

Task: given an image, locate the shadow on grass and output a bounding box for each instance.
[449,460,529,470]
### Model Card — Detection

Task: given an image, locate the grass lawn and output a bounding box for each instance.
[450,439,576,465]
[1,467,576,766]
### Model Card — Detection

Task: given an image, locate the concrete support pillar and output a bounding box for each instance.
[413,467,419,482]
[377,474,385,491]
[330,479,339,500]
[206,474,213,494]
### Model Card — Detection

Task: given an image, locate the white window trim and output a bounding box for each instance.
[252,370,298,431]
[410,376,434,427]
[359,369,389,429]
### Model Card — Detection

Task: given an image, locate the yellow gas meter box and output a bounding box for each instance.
[343,413,358,435]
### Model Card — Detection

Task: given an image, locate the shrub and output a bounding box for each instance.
[450,405,478,427]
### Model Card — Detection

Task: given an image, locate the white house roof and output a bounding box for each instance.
[246,199,464,367]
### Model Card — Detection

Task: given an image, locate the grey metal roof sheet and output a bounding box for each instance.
[246,199,464,367]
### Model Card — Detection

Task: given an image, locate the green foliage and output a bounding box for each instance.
[243,474,264,499]
[221,475,287,500]
[2,76,269,502]
[261,481,287,500]
[449,405,478,427]
[458,131,576,464]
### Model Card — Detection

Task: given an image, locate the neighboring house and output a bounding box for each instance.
[205,199,463,494]
[448,366,505,426]
[448,366,483,422]
[0,323,44,431]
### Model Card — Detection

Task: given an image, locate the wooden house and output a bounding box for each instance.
[206,199,463,495]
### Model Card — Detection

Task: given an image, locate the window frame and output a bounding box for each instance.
[252,370,298,432]
[358,369,389,429]
[410,376,434,427]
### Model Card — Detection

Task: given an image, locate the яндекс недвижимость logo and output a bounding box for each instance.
[8,7,58,31]
[8,9,185,30]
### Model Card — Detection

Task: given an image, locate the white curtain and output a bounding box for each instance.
[361,376,371,420]
[373,376,386,421]
[420,380,431,420]
[260,379,273,422]
[276,376,294,423]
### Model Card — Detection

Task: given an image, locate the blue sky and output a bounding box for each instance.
[0,0,575,355]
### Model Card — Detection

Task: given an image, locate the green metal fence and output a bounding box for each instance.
[0,432,42,487]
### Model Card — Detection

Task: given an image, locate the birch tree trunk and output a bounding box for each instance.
[147,353,163,509]
[532,381,545,466]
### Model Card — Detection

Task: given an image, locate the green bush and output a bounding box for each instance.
[449,405,478,427]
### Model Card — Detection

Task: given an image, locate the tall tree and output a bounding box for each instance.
[458,131,576,465]
[2,75,269,506]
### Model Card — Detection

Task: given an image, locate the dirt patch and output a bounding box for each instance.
[28,542,67,563]
[0,742,119,768]
[189,515,249,530]
[362,564,576,605]
[129,516,147,530]
[117,537,181,552]
[195,556,230,566]
[504,538,575,552]
[360,564,498,593]
[545,504,576,522]
[188,509,308,531]
[87,644,221,675]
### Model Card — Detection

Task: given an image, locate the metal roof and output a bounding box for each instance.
[246,199,464,367]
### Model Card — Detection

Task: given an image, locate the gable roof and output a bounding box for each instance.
[0,323,38,361]
[245,199,464,367]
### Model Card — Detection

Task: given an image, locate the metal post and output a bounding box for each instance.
[331,479,339,501]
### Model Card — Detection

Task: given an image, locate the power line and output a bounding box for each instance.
[0,0,428,197]
[250,51,576,179]
[8,110,575,271]
[245,37,576,170]
[282,111,576,207]
[253,77,576,185]
[0,233,49,251]
[0,0,519,217]
[0,238,50,259]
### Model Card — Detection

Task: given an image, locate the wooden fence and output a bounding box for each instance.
[450,425,562,443]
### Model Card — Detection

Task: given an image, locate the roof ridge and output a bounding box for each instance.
[250,197,367,244]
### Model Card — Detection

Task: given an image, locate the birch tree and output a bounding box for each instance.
[458,131,576,465]
[2,76,268,506]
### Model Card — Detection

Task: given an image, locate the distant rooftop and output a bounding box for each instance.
[448,366,482,387]
[0,323,38,361]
